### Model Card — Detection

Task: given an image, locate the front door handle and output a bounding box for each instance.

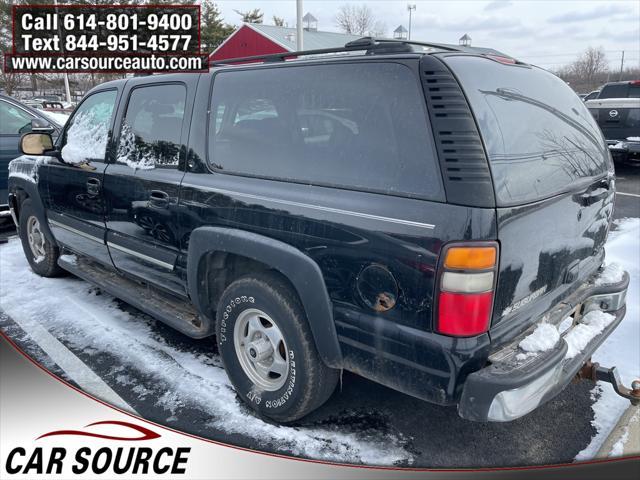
[149,190,170,208]
[86,177,101,196]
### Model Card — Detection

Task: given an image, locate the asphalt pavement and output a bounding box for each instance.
[613,163,640,220]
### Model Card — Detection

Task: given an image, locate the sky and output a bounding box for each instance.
[212,0,640,70]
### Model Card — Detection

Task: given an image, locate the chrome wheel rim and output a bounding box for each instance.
[26,216,46,261]
[233,308,289,391]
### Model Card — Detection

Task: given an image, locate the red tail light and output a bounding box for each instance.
[436,243,499,337]
[630,80,640,86]
[438,292,493,336]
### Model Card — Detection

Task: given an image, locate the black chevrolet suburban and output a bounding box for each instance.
[8,39,636,423]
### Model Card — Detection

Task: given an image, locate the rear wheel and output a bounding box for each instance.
[216,272,339,423]
[18,199,63,277]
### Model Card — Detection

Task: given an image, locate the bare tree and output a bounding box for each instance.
[0,69,22,96]
[273,15,285,27]
[335,4,383,36]
[572,47,608,86]
[234,8,263,24]
[369,20,387,37]
[555,46,610,93]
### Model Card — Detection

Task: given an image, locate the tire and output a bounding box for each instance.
[18,199,63,277]
[216,272,339,423]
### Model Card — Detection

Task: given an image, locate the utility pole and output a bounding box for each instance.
[296,0,304,51]
[619,50,625,81]
[407,4,416,40]
[53,0,72,103]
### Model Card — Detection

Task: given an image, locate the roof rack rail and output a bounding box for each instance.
[209,37,462,67]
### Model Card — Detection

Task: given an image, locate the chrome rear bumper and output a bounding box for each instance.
[458,269,629,422]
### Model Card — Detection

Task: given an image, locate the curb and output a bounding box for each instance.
[597,404,640,458]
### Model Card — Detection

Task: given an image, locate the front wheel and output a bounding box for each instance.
[18,199,63,277]
[216,272,339,423]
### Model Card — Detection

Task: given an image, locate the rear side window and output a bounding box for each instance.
[445,56,609,206]
[116,84,186,169]
[208,62,443,199]
[599,83,640,99]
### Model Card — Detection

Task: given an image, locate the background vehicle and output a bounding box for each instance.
[0,94,62,223]
[597,79,640,99]
[583,90,600,101]
[587,94,640,165]
[8,38,634,424]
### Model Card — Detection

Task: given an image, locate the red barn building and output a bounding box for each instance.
[210,23,361,62]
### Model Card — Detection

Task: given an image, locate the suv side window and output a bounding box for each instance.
[0,101,34,135]
[599,84,628,99]
[60,89,117,164]
[116,84,187,169]
[209,63,443,199]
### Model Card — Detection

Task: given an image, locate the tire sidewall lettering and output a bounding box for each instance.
[218,295,254,345]
[265,351,296,409]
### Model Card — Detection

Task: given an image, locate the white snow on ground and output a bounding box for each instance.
[519,323,560,353]
[0,241,411,465]
[564,311,615,359]
[576,218,640,461]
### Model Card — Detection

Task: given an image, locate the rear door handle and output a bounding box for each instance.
[86,177,101,196]
[149,190,170,208]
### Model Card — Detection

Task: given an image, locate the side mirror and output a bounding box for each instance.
[31,117,55,133]
[20,132,55,156]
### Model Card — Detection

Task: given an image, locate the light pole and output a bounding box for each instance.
[407,4,416,40]
[53,0,72,104]
[296,0,304,51]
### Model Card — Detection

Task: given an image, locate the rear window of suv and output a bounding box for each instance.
[444,56,610,206]
[208,62,443,200]
[599,83,640,99]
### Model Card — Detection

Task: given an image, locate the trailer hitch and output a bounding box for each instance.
[576,360,640,406]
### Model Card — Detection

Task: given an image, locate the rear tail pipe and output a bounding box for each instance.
[575,360,640,406]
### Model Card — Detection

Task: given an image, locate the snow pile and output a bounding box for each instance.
[60,111,109,164]
[576,218,640,461]
[518,323,560,353]
[564,311,615,359]
[0,240,412,465]
[558,316,573,334]
[595,263,625,286]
